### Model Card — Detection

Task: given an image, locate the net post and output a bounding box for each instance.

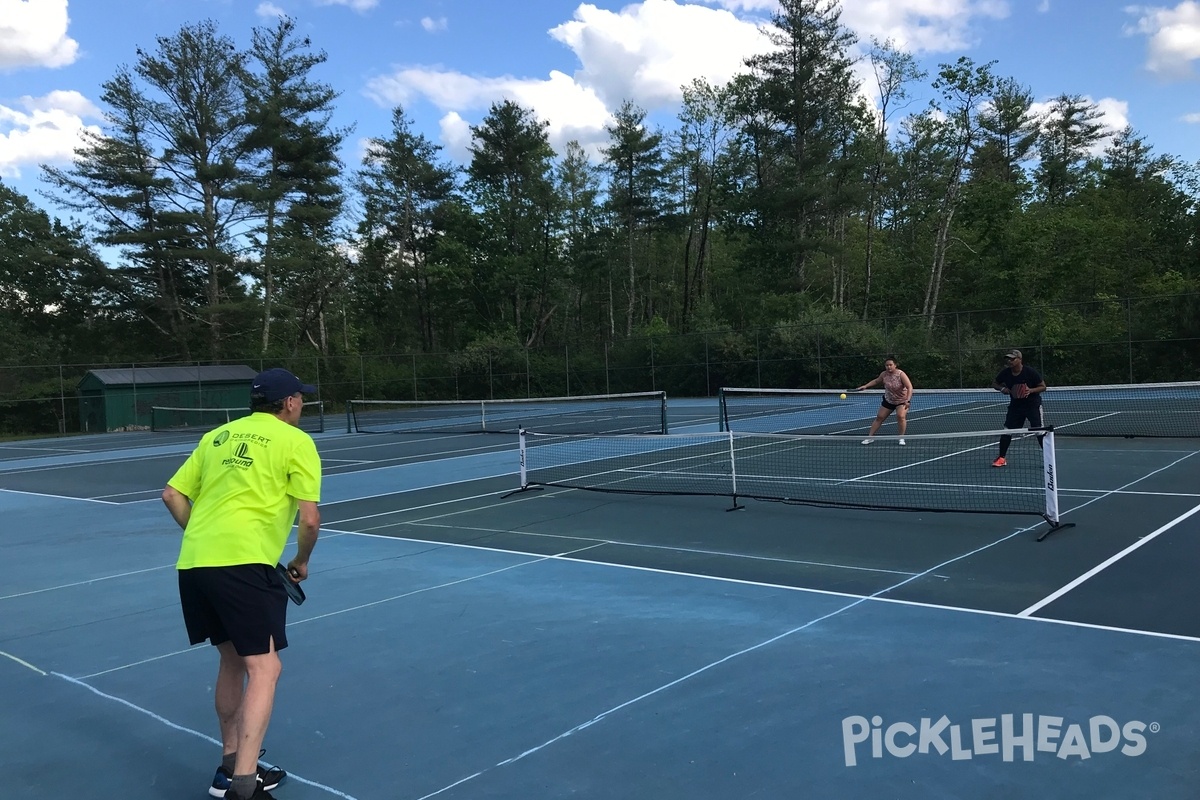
[519,427,527,488]
[346,401,354,434]
[481,400,487,432]
[1036,429,1075,541]
[726,430,744,511]
[661,391,668,434]
[502,427,543,498]
[718,388,727,432]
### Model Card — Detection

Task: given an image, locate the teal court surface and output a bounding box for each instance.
[3,397,1200,799]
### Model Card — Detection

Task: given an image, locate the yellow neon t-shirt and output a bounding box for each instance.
[169,412,322,569]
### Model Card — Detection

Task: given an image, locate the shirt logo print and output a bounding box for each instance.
[222,441,255,469]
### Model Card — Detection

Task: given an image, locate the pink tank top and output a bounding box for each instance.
[882,371,907,404]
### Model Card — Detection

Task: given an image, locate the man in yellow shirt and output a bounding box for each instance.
[162,368,322,800]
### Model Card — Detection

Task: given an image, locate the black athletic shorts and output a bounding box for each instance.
[179,564,289,656]
[1003,404,1044,430]
[881,398,908,411]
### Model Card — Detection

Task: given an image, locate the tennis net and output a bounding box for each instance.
[151,402,326,434]
[348,391,668,435]
[518,427,1065,526]
[719,382,1200,438]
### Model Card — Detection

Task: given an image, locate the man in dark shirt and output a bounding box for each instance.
[991,349,1047,467]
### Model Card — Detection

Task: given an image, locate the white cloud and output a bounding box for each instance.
[1030,95,1130,155]
[313,0,377,12]
[0,90,101,177]
[707,0,1013,53]
[362,0,1020,161]
[838,0,1010,53]
[0,0,79,70]
[1038,0,1051,11]
[256,2,286,18]
[438,112,473,162]
[420,16,448,32]
[1183,111,1200,122]
[1125,1,1200,78]
[367,67,615,154]
[365,0,776,157]
[700,0,777,11]
[549,0,772,108]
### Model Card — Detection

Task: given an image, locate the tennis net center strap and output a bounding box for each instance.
[516,427,1068,530]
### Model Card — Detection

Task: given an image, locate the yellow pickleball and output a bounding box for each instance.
[840,393,847,400]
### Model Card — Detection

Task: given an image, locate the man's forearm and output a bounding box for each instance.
[295,521,319,562]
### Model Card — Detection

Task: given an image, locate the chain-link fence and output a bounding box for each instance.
[4,294,1199,436]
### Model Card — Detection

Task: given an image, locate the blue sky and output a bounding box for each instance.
[2,0,1199,211]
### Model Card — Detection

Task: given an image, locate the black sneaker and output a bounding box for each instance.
[225,784,277,800]
[209,751,286,797]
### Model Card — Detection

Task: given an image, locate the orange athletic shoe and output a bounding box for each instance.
[992,457,1007,467]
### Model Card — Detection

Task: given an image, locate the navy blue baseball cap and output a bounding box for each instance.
[252,368,316,402]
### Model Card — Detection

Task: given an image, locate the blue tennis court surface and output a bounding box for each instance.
[3,398,1200,798]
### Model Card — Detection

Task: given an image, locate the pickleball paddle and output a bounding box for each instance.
[276,563,306,606]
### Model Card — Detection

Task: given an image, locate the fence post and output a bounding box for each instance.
[565,344,571,396]
[956,312,963,388]
[604,341,610,395]
[359,354,365,400]
[650,338,656,391]
[816,327,823,389]
[525,348,531,397]
[131,362,137,432]
[755,330,762,388]
[58,365,66,434]
[704,333,711,397]
[411,354,418,400]
[1126,298,1134,383]
[1038,306,1045,373]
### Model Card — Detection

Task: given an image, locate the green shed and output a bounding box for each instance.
[78,365,258,432]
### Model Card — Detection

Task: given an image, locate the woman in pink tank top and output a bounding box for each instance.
[852,357,914,445]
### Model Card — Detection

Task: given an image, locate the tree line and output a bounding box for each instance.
[2,0,1198,385]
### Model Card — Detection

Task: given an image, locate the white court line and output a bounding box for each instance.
[53,673,358,799]
[0,563,174,601]
[1057,488,1200,498]
[397,520,928,577]
[413,515,1053,800]
[91,489,163,501]
[325,526,1200,642]
[70,488,1200,680]
[0,445,92,455]
[0,451,185,475]
[0,488,120,504]
[76,542,606,679]
[1,649,47,675]
[294,543,606,626]
[1019,501,1200,617]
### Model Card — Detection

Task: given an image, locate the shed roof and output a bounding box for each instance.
[81,365,257,388]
